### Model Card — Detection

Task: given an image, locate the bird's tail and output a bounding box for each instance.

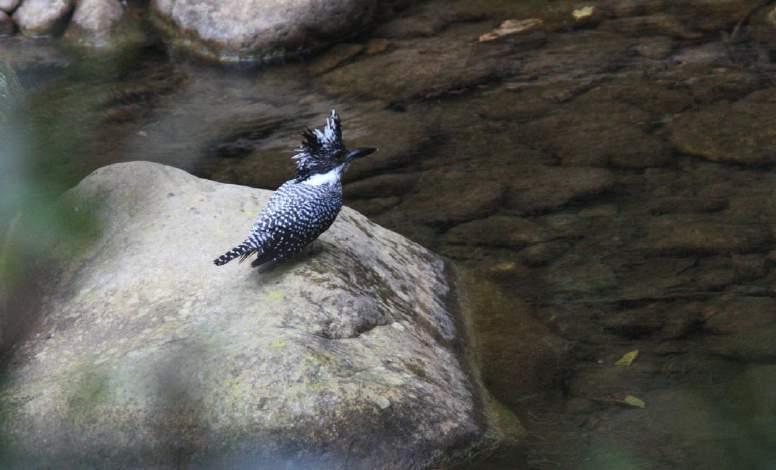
[213,241,255,266]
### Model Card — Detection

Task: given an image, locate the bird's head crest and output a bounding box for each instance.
[292,109,345,180]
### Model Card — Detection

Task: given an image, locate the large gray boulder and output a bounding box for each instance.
[150,0,410,62]
[0,162,518,468]
[13,0,74,36]
[64,0,125,47]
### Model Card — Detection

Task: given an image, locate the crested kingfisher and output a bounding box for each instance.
[213,110,376,268]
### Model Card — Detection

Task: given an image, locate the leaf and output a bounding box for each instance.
[622,395,646,408]
[615,350,639,367]
[572,6,595,21]
[479,19,543,42]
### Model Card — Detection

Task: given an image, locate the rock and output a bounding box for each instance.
[0,162,512,468]
[544,255,618,300]
[443,215,553,248]
[0,0,19,13]
[600,14,702,40]
[347,196,401,216]
[373,4,486,39]
[401,169,505,226]
[365,38,390,54]
[321,23,523,103]
[308,43,365,75]
[459,273,568,407]
[0,10,13,36]
[505,166,615,214]
[639,215,770,255]
[64,0,124,47]
[13,0,75,36]
[632,36,675,59]
[520,100,671,168]
[345,172,419,199]
[150,0,398,62]
[598,0,667,17]
[670,89,776,165]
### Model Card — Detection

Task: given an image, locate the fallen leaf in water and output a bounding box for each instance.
[622,395,646,408]
[479,19,543,42]
[615,350,639,367]
[572,6,595,21]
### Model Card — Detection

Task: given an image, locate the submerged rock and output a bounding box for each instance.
[0,162,515,468]
[670,89,776,165]
[150,0,408,62]
[13,0,74,36]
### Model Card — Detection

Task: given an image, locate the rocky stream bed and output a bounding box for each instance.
[3,0,776,468]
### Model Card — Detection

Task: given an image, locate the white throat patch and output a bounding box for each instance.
[302,166,343,186]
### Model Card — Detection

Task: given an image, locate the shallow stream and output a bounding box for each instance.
[4,1,776,468]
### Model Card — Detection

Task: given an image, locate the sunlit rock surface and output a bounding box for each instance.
[0,162,515,468]
[13,0,74,36]
[150,0,411,62]
[64,0,124,47]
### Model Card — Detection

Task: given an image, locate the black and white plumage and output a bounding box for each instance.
[214,110,376,268]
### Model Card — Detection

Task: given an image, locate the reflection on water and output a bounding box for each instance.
[4,0,776,468]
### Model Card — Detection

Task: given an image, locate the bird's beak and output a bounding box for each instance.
[346,147,377,160]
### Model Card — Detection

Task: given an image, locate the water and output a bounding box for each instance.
[4,1,776,468]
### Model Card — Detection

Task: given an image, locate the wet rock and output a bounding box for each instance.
[618,257,697,301]
[0,162,508,468]
[443,215,553,248]
[670,89,776,165]
[703,297,776,336]
[403,169,505,226]
[577,77,693,115]
[517,30,631,84]
[345,172,419,199]
[473,87,554,122]
[518,240,571,267]
[373,4,485,39]
[632,35,675,59]
[150,0,397,63]
[347,196,401,216]
[505,166,615,213]
[646,196,727,216]
[704,297,776,361]
[365,38,390,55]
[639,215,770,255]
[683,68,761,104]
[0,9,13,36]
[598,0,667,17]
[0,0,19,13]
[731,254,767,282]
[601,14,701,40]
[308,43,365,75]
[13,0,74,36]
[603,304,666,339]
[64,0,124,47]
[669,42,728,67]
[321,22,524,103]
[544,255,618,300]
[460,273,569,407]
[521,100,670,168]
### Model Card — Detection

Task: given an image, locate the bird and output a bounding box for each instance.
[213,109,376,268]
